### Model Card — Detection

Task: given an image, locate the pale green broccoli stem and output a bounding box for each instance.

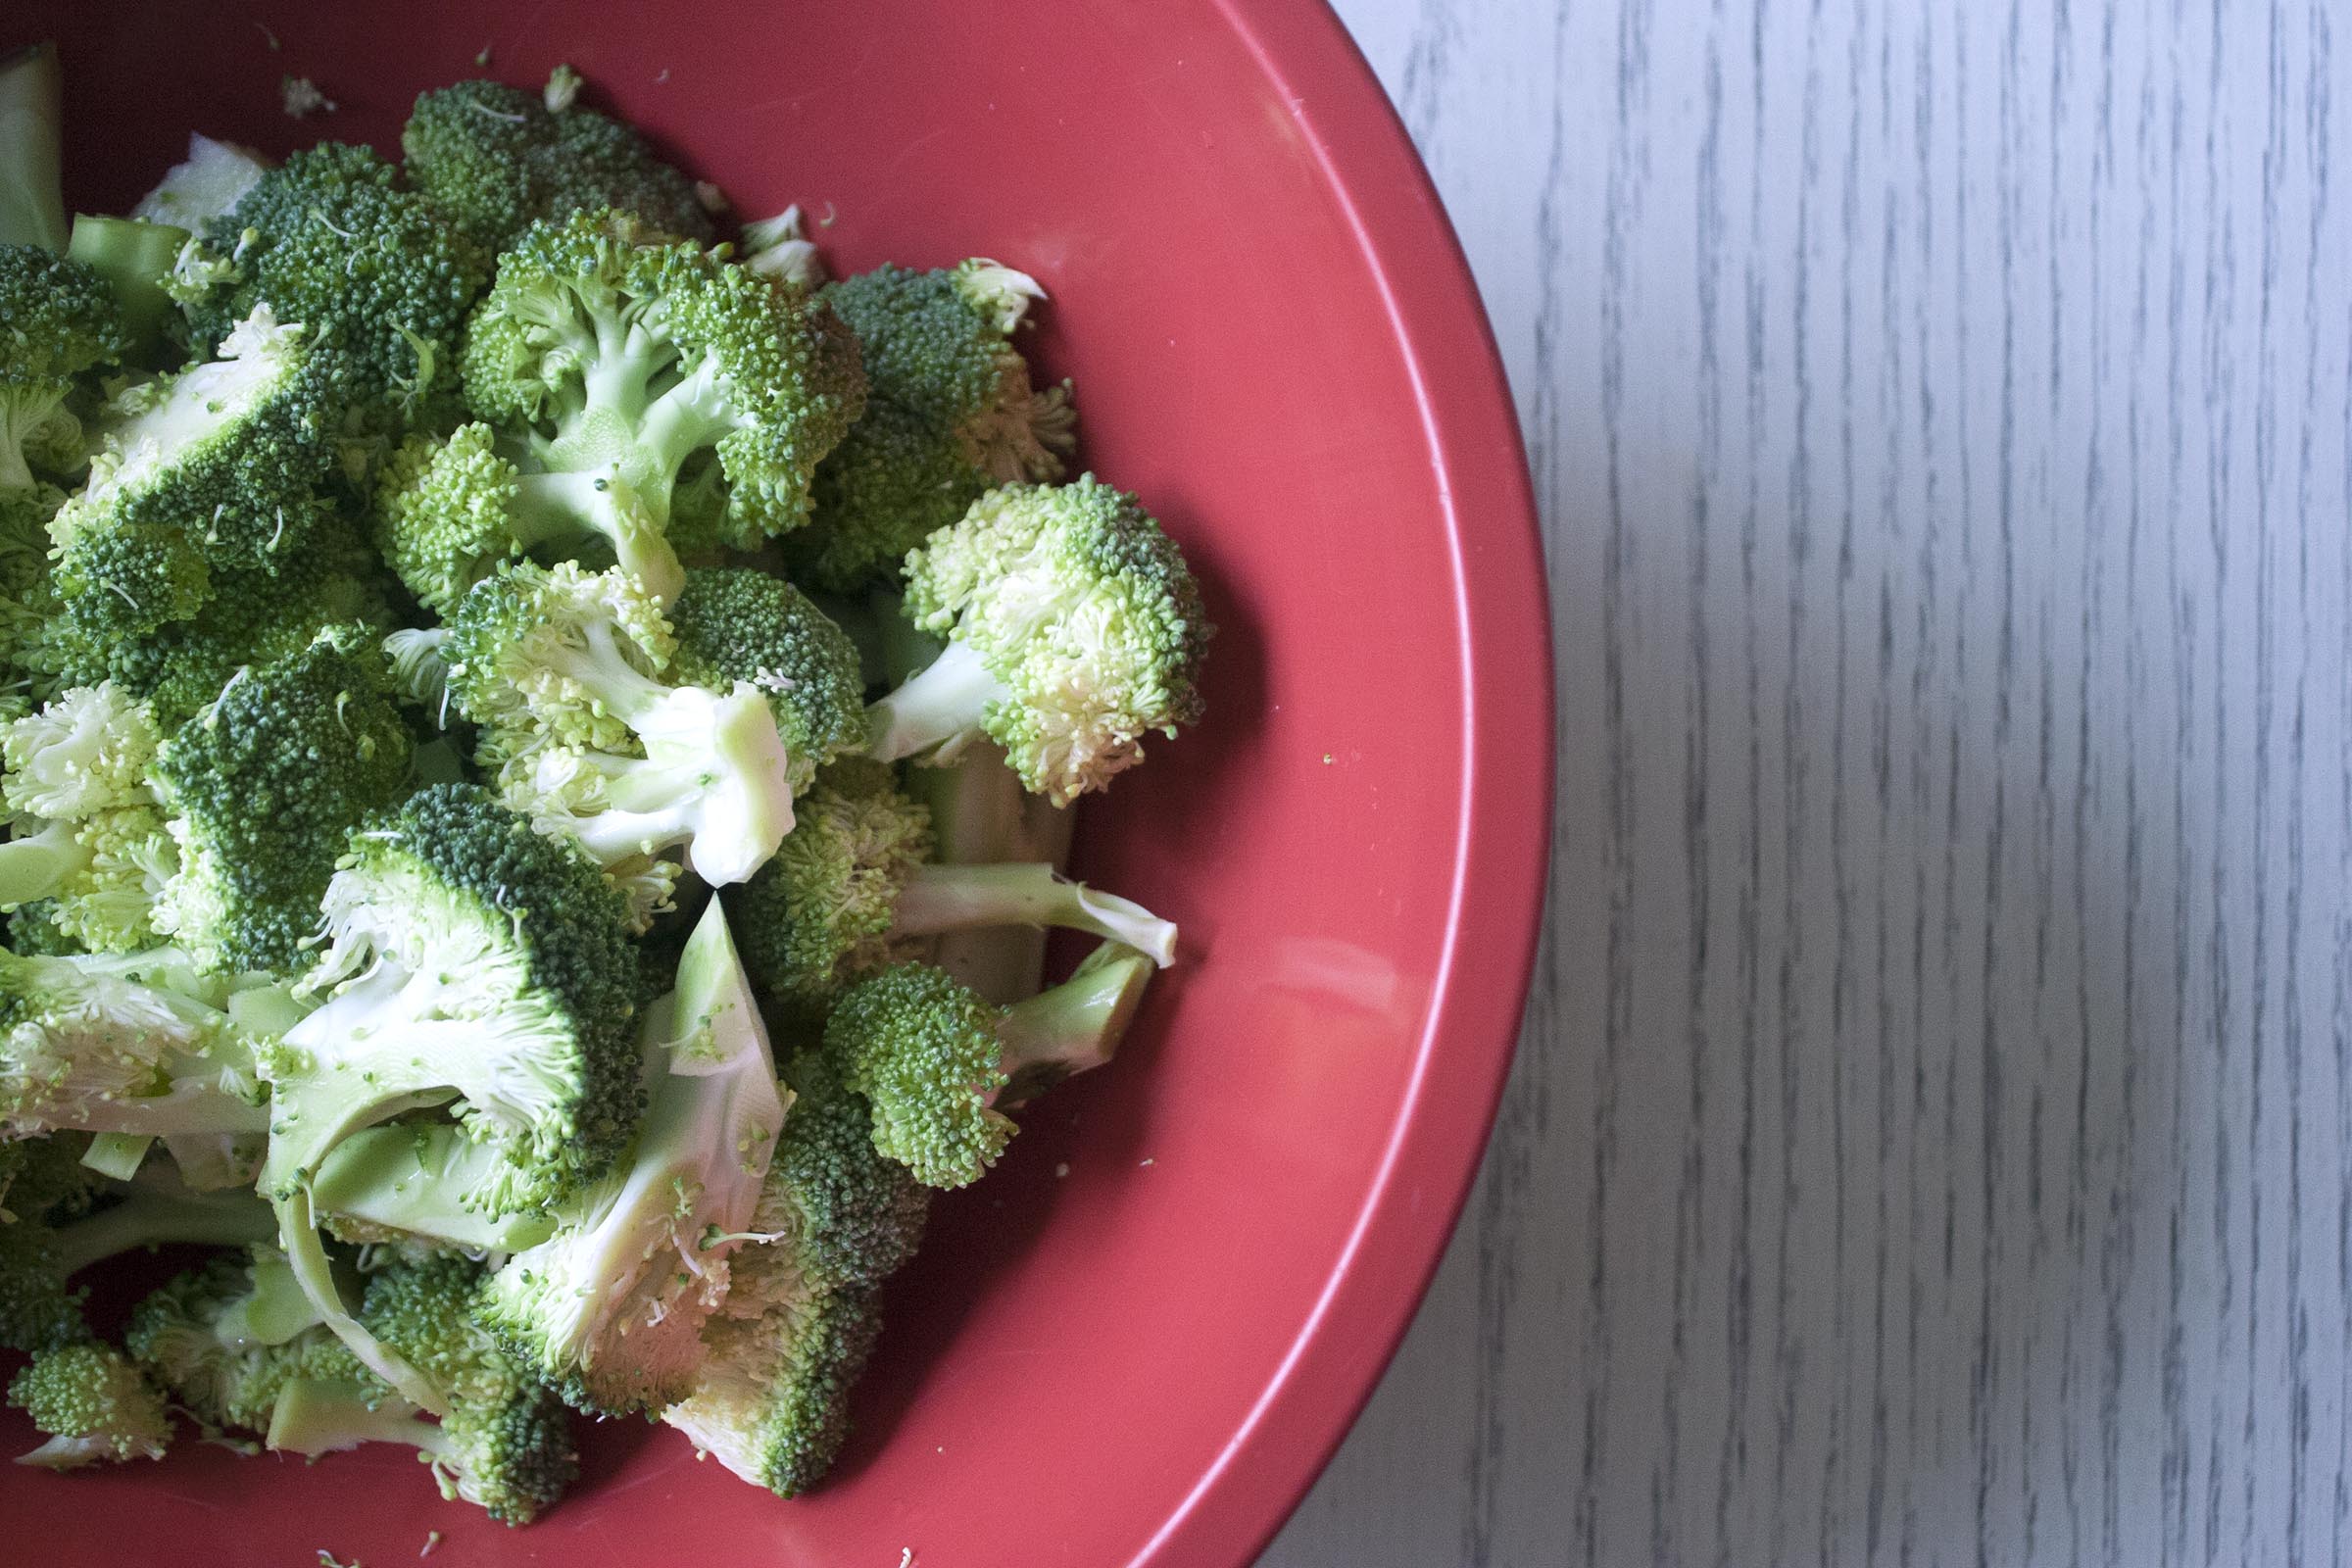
[48,1183,278,1276]
[68,216,191,360]
[0,819,88,907]
[273,1192,450,1419]
[891,861,1176,967]
[915,742,1077,1004]
[310,1125,559,1253]
[991,942,1155,1106]
[0,42,67,251]
[512,469,683,603]
[80,1133,153,1181]
[265,1376,444,1464]
[866,641,1007,764]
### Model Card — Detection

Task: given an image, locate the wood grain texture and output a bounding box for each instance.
[1265,3,2352,1563]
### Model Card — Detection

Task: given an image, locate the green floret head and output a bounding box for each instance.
[2,245,126,492]
[883,475,1212,805]
[403,76,714,256]
[179,144,489,422]
[824,962,1011,1189]
[726,760,932,1016]
[662,1283,881,1498]
[124,1245,364,1433]
[371,421,526,617]
[444,561,797,887]
[7,1340,172,1467]
[457,209,864,598]
[0,682,173,954]
[257,782,643,1216]
[148,626,415,972]
[52,511,397,730]
[758,1047,929,1296]
[0,481,62,685]
[47,305,339,603]
[670,566,867,793]
[789,261,1074,592]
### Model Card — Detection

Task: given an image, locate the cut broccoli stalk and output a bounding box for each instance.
[0,42,67,251]
[993,941,1156,1105]
[130,133,271,228]
[79,1133,153,1181]
[45,1177,277,1277]
[67,216,191,361]
[889,861,1175,967]
[866,639,1005,766]
[311,1124,559,1254]
[264,1375,438,1455]
[272,1191,447,1419]
[0,820,88,907]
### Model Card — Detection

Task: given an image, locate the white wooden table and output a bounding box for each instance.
[1267,4,2352,1564]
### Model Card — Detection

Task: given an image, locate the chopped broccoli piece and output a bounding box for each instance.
[310,1123,560,1253]
[7,1340,172,1467]
[728,759,1174,1015]
[1,244,126,492]
[661,1281,879,1497]
[739,206,824,289]
[479,899,784,1415]
[403,76,714,256]
[125,1244,364,1433]
[457,209,865,598]
[370,421,530,617]
[869,476,1211,804]
[787,261,1073,592]
[668,565,867,794]
[0,43,66,252]
[0,682,173,953]
[131,133,272,230]
[177,144,489,422]
[825,945,1156,1188]
[67,217,192,363]
[147,626,415,972]
[442,561,797,885]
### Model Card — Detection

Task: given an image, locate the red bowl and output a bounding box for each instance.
[1,3,1550,1563]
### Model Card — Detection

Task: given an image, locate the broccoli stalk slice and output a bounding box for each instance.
[991,941,1157,1106]
[264,1375,452,1467]
[79,1132,153,1181]
[272,1192,449,1420]
[889,861,1177,967]
[0,819,88,906]
[310,1125,559,1253]
[865,640,1006,765]
[0,42,66,252]
[67,217,192,361]
[46,1180,278,1277]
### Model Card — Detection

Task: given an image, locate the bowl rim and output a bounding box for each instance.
[1133,4,1554,1564]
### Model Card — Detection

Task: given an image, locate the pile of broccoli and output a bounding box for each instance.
[0,42,1210,1524]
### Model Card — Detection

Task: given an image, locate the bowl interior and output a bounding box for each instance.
[0,4,1545,1563]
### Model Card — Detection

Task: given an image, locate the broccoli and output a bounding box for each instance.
[739,205,823,290]
[309,1124,559,1254]
[760,1046,931,1298]
[7,1340,172,1467]
[265,1252,578,1524]
[176,143,489,422]
[727,759,1174,1017]
[867,477,1211,805]
[125,1244,365,1433]
[46,307,339,643]
[403,74,715,256]
[1,244,126,492]
[0,42,66,252]
[67,216,192,364]
[824,944,1157,1189]
[146,627,415,972]
[668,565,867,795]
[131,133,272,230]
[369,421,530,617]
[478,899,784,1415]
[786,261,1074,592]
[0,945,271,1141]
[0,682,173,953]
[438,561,797,886]
[661,1281,880,1497]
[0,1158,278,1352]
[457,208,865,600]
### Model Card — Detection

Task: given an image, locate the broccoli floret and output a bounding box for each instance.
[403,75,714,256]
[786,261,1073,592]
[738,206,824,289]
[51,512,397,730]
[67,216,193,364]
[46,308,339,639]
[0,1160,278,1352]
[177,143,489,422]
[441,561,796,886]
[668,565,866,794]
[370,421,530,617]
[868,477,1211,804]
[146,627,415,972]
[124,1244,364,1433]
[0,682,173,953]
[265,1252,578,1525]
[0,944,272,1142]
[1,245,126,492]
[478,899,784,1415]
[825,945,1156,1189]
[662,1282,879,1497]
[0,43,67,252]
[258,782,642,1211]
[759,1047,930,1297]
[7,1340,172,1467]
[728,759,1175,1016]
[310,1123,560,1254]
[457,209,865,600]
